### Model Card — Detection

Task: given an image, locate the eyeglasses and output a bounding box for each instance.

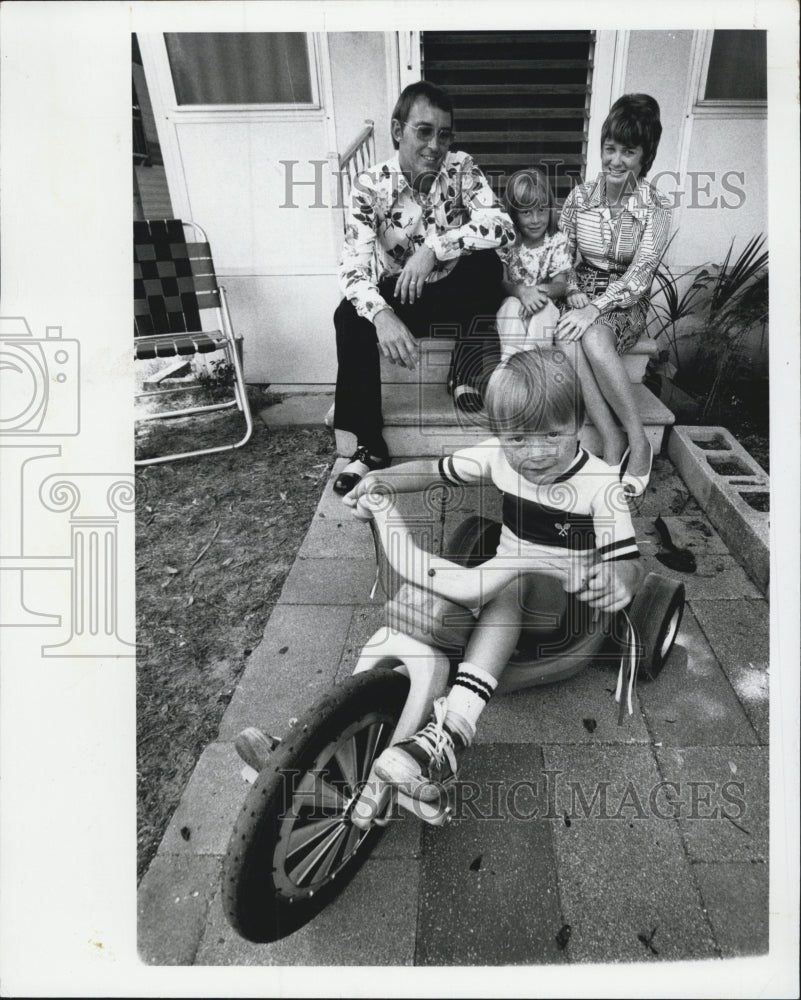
[401,121,455,145]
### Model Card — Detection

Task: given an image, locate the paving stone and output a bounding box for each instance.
[278,557,378,605]
[258,393,334,428]
[630,455,703,518]
[690,599,769,744]
[334,604,391,682]
[633,514,729,556]
[542,744,717,963]
[639,551,761,600]
[159,742,248,856]
[655,746,768,862]
[138,853,223,965]
[370,811,423,860]
[297,514,375,560]
[638,608,758,746]
[478,661,650,745]
[693,861,769,956]
[219,604,352,738]
[195,858,421,965]
[416,744,567,965]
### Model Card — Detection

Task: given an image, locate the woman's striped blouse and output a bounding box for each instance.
[559,174,672,315]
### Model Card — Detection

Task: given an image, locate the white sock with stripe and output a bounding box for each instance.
[444,662,498,747]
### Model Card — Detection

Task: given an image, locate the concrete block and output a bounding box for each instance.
[138,854,223,966]
[194,858,422,965]
[218,604,353,738]
[637,608,758,746]
[542,744,718,962]
[655,746,768,862]
[693,861,769,956]
[690,599,769,744]
[416,745,567,966]
[667,426,768,594]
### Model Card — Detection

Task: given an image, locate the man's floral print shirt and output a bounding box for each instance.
[339,150,515,321]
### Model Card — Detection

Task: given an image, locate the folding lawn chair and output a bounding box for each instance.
[134,219,253,465]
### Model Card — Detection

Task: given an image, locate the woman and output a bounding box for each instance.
[557,93,671,496]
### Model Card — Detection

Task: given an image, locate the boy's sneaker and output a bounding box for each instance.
[374,698,465,801]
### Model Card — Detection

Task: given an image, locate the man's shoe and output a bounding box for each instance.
[374,698,465,801]
[333,444,389,495]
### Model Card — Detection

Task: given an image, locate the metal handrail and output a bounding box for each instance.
[334,119,375,230]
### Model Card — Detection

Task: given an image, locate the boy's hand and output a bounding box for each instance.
[565,560,641,612]
[566,291,590,309]
[517,284,549,317]
[342,471,380,507]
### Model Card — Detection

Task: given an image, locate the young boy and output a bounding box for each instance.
[344,347,642,799]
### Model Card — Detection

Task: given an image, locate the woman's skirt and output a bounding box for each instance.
[574,262,648,355]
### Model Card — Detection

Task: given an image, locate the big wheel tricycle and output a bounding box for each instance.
[221,488,684,944]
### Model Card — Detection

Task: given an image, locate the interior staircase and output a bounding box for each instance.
[334,338,674,459]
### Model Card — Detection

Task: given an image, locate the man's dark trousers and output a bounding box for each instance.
[333,249,504,454]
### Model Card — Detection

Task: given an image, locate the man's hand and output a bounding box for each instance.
[374,308,418,369]
[394,245,436,305]
[516,284,549,317]
[556,302,601,342]
[565,560,641,613]
[566,290,591,309]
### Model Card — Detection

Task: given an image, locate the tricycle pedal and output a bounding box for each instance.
[235,726,281,772]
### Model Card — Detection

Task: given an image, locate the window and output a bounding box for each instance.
[695,30,767,116]
[164,33,317,107]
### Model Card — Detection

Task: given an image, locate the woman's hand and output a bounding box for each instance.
[516,284,549,317]
[556,302,601,341]
[394,245,437,305]
[566,290,590,309]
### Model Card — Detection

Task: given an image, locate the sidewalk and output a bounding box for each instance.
[137,442,769,966]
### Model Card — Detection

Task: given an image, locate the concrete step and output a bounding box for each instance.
[336,380,675,458]
[380,337,658,385]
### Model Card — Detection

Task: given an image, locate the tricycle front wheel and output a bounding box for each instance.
[222,668,409,943]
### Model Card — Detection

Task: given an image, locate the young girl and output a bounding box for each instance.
[557,93,671,496]
[495,168,584,360]
[344,347,642,800]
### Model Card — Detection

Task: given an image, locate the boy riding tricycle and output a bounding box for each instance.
[221,348,684,944]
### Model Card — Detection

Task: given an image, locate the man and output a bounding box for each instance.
[332,80,515,495]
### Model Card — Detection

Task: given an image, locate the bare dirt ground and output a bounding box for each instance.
[135,409,333,879]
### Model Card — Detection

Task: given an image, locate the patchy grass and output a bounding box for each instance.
[136,409,333,879]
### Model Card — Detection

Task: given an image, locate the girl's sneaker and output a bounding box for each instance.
[374,698,465,801]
